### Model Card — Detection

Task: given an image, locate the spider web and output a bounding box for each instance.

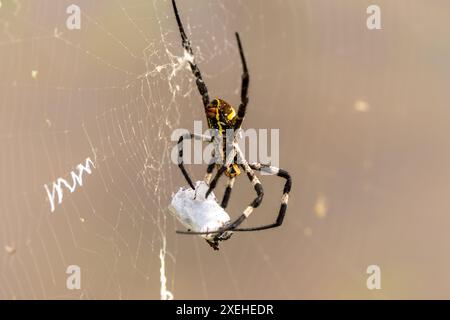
[1,0,416,299]
[0,0,291,299]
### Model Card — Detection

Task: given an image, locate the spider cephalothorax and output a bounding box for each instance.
[172,0,292,250]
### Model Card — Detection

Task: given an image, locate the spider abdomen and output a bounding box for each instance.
[206,98,237,133]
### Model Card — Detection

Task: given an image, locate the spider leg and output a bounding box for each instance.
[204,143,235,199]
[220,153,240,208]
[177,133,213,190]
[176,158,263,235]
[233,163,292,232]
[180,162,291,235]
[233,32,249,129]
[216,158,264,232]
[205,165,227,199]
[171,0,210,108]
[221,177,235,209]
[204,161,216,184]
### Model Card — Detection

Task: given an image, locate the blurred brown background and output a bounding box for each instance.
[1,0,450,299]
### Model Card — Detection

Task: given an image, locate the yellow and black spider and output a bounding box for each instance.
[172,0,292,249]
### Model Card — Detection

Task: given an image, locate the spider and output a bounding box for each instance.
[172,0,292,250]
